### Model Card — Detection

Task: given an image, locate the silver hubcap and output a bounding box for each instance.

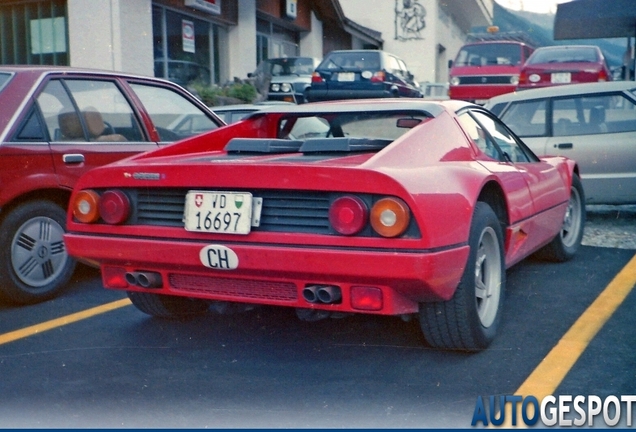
[11,216,68,288]
[561,185,582,248]
[474,227,502,328]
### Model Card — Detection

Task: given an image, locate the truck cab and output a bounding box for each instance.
[448,32,535,105]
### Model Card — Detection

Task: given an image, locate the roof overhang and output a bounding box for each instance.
[554,0,636,40]
[439,0,493,33]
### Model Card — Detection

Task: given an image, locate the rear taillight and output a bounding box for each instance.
[311,72,324,84]
[72,189,131,225]
[72,190,100,223]
[99,190,130,224]
[598,69,608,82]
[370,197,410,238]
[518,71,528,85]
[329,196,368,235]
[370,71,385,83]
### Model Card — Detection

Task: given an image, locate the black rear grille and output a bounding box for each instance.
[458,75,513,85]
[129,188,333,234]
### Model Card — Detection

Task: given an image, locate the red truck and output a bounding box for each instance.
[448,30,536,104]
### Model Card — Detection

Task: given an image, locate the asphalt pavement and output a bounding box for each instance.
[583,205,636,249]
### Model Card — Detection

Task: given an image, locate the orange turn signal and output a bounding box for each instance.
[72,190,100,223]
[370,197,410,238]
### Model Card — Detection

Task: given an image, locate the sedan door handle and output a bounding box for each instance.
[554,143,573,149]
[63,153,85,164]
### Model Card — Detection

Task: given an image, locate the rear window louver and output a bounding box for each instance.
[224,137,391,155]
[300,137,391,153]
[225,138,303,154]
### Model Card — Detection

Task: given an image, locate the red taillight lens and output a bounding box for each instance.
[598,69,608,82]
[370,197,410,238]
[370,71,385,83]
[311,72,324,83]
[98,189,130,224]
[518,71,527,85]
[329,196,368,235]
[351,286,383,311]
[72,189,101,223]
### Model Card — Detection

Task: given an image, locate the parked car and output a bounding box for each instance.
[448,38,535,104]
[211,101,295,124]
[518,45,611,90]
[306,50,423,102]
[486,81,636,204]
[0,65,224,305]
[64,98,583,351]
[248,57,320,104]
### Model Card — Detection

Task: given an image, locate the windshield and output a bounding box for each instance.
[281,111,429,142]
[454,43,522,66]
[265,58,316,76]
[528,47,599,64]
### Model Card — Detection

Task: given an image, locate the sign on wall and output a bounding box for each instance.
[182,20,195,53]
[284,0,297,19]
[185,0,221,15]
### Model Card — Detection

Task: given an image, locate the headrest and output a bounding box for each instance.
[58,111,84,139]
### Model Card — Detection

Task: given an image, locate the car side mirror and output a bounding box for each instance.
[448,59,453,69]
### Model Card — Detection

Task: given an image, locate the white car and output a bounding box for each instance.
[485,81,636,205]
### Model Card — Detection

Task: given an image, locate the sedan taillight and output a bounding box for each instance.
[311,72,324,84]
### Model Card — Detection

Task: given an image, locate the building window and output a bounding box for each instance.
[0,0,68,65]
[153,5,220,86]
[256,17,298,65]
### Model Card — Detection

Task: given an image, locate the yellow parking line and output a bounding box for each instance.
[501,252,636,427]
[0,298,131,346]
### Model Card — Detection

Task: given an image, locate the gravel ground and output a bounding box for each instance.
[582,205,636,250]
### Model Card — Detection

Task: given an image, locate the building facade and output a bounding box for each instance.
[0,0,490,91]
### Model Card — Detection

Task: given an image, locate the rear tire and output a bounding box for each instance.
[128,291,209,319]
[535,174,585,262]
[419,202,505,351]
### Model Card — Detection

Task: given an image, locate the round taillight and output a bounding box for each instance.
[72,190,100,224]
[98,190,130,225]
[329,196,368,236]
[370,197,410,238]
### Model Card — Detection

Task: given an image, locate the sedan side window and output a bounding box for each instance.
[499,99,547,137]
[37,79,143,142]
[129,83,220,141]
[553,94,636,136]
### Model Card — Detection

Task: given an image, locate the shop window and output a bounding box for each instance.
[153,5,218,86]
[0,0,68,65]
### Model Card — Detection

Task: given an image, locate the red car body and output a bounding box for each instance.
[0,65,223,305]
[448,41,535,104]
[64,99,584,351]
[518,45,612,89]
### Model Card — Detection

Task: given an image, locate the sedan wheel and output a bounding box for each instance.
[535,174,585,262]
[0,201,76,305]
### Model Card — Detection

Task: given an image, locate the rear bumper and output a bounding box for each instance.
[65,233,469,315]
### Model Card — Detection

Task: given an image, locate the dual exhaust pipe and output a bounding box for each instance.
[302,285,342,304]
[125,271,163,288]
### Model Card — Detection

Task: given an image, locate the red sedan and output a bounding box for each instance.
[65,99,585,351]
[518,45,612,89]
[0,66,223,305]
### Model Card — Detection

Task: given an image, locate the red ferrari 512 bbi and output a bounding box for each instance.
[64,99,585,351]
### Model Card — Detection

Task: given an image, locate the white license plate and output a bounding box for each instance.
[184,191,262,235]
[337,72,355,82]
[551,72,571,84]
